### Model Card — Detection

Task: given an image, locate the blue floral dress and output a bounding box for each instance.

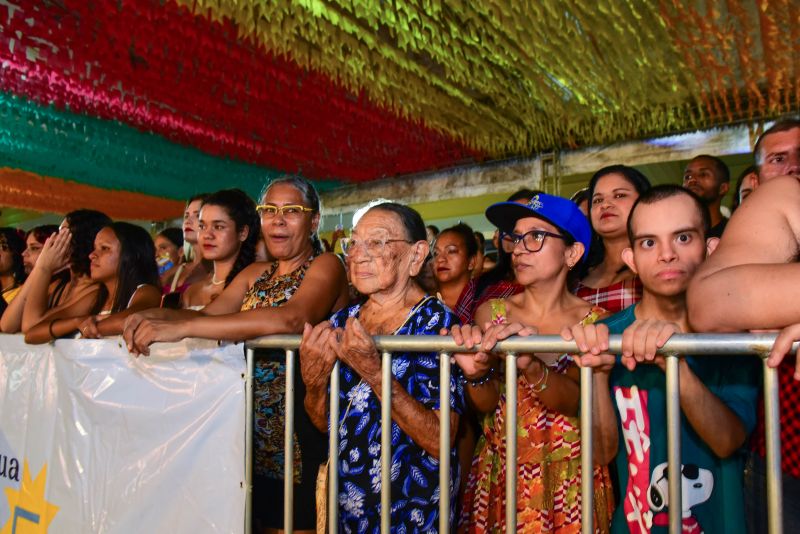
[329,296,466,533]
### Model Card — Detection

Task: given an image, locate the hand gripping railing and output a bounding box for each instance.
[245,333,793,534]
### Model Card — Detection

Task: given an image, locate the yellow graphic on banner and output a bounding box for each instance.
[0,462,58,534]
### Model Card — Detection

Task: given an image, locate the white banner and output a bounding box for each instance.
[0,335,246,534]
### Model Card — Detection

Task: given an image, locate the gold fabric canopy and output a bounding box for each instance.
[186,0,798,157]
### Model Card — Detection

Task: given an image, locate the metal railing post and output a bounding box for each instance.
[245,348,255,534]
[242,333,797,534]
[381,351,392,534]
[580,366,594,534]
[439,351,451,533]
[328,360,341,532]
[505,353,517,533]
[764,363,783,534]
[665,354,681,534]
[284,349,296,533]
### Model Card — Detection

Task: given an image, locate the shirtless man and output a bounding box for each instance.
[687,121,800,531]
[753,118,800,183]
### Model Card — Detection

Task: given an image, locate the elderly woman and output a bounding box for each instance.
[300,201,465,531]
[123,176,349,534]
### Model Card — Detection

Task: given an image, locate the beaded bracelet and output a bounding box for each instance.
[462,366,495,387]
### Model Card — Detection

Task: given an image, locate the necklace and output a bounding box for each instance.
[211,274,225,286]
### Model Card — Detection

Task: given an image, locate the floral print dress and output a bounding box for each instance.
[330,296,466,533]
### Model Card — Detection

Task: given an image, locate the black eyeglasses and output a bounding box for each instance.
[500,230,565,253]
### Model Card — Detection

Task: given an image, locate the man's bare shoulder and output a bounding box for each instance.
[736,174,800,236]
[702,175,800,271]
[750,175,800,208]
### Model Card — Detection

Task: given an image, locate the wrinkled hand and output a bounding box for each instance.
[299,321,339,391]
[445,324,496,380]
[331,317,381,382]
[620,319,681,371]
[123,312,186,356]
[767,323,800,380]
[35,230,71,273]
[78,315,103,339]
[560,323,616,373]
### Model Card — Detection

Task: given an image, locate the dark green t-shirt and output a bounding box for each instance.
[602,305,759,534]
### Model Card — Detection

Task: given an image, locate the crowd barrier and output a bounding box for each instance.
[0,335,246,533]
[246,333,793,534]
[0,333,789,533]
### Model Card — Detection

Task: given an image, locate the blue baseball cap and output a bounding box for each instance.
[485,193,592,260]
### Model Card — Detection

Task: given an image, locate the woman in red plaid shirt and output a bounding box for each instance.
[574,165,650,313]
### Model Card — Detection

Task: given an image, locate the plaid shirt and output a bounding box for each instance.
[452,278,477,325]
[474,280,523,318]
[573,276,643,315]
[753,356,800,478]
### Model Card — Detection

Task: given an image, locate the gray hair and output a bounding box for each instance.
[261,175,323,254]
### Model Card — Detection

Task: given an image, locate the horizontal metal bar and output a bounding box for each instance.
[246,333,795,357]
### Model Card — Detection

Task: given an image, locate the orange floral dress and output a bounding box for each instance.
[461,301,614,533]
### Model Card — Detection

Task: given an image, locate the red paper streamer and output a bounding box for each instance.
[0,0,481,182]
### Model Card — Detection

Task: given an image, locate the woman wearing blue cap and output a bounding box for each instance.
[451,193,613,532]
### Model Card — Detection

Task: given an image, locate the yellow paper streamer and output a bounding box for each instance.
[178,0,800,157]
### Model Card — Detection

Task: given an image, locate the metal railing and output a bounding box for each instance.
[245,333,794,534]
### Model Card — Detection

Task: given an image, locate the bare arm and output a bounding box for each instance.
[520,359,581,416]
[688,176,800,331]
[675,359,747,458]
[450,303,502,413]
[365,370,460,459]
[468,302,582,417]
[621,320,748,458]
[1,280,38,333]
[85,285,163,337]
[181,254,347,338]
[562,323,619,465]
[127,254,348,354]
[24,290,100,344]
[336,317,458,459]
[21,231,74,332]
[590,371,620,465]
